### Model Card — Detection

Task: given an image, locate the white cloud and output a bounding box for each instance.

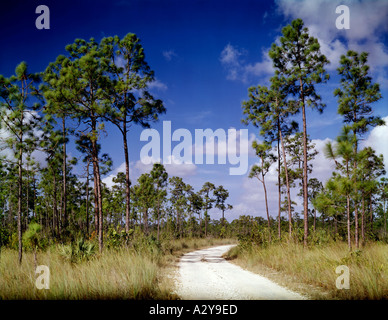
[192,129,256,158]
[148,78,168,91]
[135,155,197,178]
[0,110,47,168]
[362,115,388,173]
[102,161,129,189]
[162,50,177,61]
[220,44,273,82]
[275,0,388,76]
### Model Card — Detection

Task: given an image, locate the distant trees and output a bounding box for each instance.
[150,163,168,241]
[248,142,275,242]
[214,185,233,229]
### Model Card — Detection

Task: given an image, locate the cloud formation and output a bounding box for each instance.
[220,44,273,82]
[275,0,388,80]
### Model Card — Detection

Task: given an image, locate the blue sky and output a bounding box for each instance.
[1,0,387,221]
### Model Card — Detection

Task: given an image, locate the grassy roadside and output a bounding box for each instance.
[0,237,236,300]
[224,241,388,300]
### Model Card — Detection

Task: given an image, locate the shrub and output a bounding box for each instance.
[58,237,96,263]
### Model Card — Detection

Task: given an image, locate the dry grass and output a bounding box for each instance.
[0,237,236,300]
[225,241,388,300]
[0,247,169,299]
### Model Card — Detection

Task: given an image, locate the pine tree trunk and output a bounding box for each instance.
[157,198,160,241]
[277,124,281,240]
[361,193,365,246]
[144,208,148,234]
[300,79,309,247]
[353,131,359,248]
[93,169,99,235]
[347,194,351,251]
[313,209,316,232]
[262,176,271,243]
[205,212,208,237]
[369,194,373,234]
[91,118,104,253]
[53,169,59,237]
[122,129,131,233]
[96,156,103,253]
[279,130,292,238]
[86,165,90,237]
[62,117,67,230]
[18,142,23,265]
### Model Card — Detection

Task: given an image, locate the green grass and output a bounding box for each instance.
[0,237,236,300]
[225,241,388,299]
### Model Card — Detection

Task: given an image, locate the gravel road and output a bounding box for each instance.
[173,244,306,300]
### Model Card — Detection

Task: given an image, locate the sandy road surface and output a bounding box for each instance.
[173,244,306,300]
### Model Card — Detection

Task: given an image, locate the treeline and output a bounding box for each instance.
[242,19,387,250]
[0,33,229,264]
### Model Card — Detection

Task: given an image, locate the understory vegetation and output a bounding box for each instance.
[0,234,235,299]
[226,236,388,300]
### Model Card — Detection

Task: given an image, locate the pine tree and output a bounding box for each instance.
[44,38,111,253]
[101,34,165,234]
[248,141,275,242]
[0,62,42,264]
[325,126,355,250]
[269,19,330,246]
[335,50,384,248]
[150,163,168,241]
[242,75,298,238]
[214,185,233,229]
[199,182,216,237]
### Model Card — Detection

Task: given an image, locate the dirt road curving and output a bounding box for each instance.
[173,244,306,300]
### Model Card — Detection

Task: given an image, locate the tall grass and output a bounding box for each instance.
[0,237,236,299]
[226,241,388,299]
[0,247,169,299]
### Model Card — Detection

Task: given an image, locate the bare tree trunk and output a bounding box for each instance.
[347,194,351,251]
[157,199,161,241]
[62,117,67,230]
[279,129,292,238]
[53,169,59,237]
[361,193,365,246]
[353,133,359,249]
[205,212,208,237]
[277,124,281,240]
[86,164,90,237]
[93,171,99,235]
[144,209,149,234]
[18,143,23,265]
[313,209,316,232]
[26,166,29,226]
[300,79,309,247]
[122,130,131,233]
[369,195,373,235]
[95,155,103,253]
[91,118,103,253]
[262,176,271,243]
